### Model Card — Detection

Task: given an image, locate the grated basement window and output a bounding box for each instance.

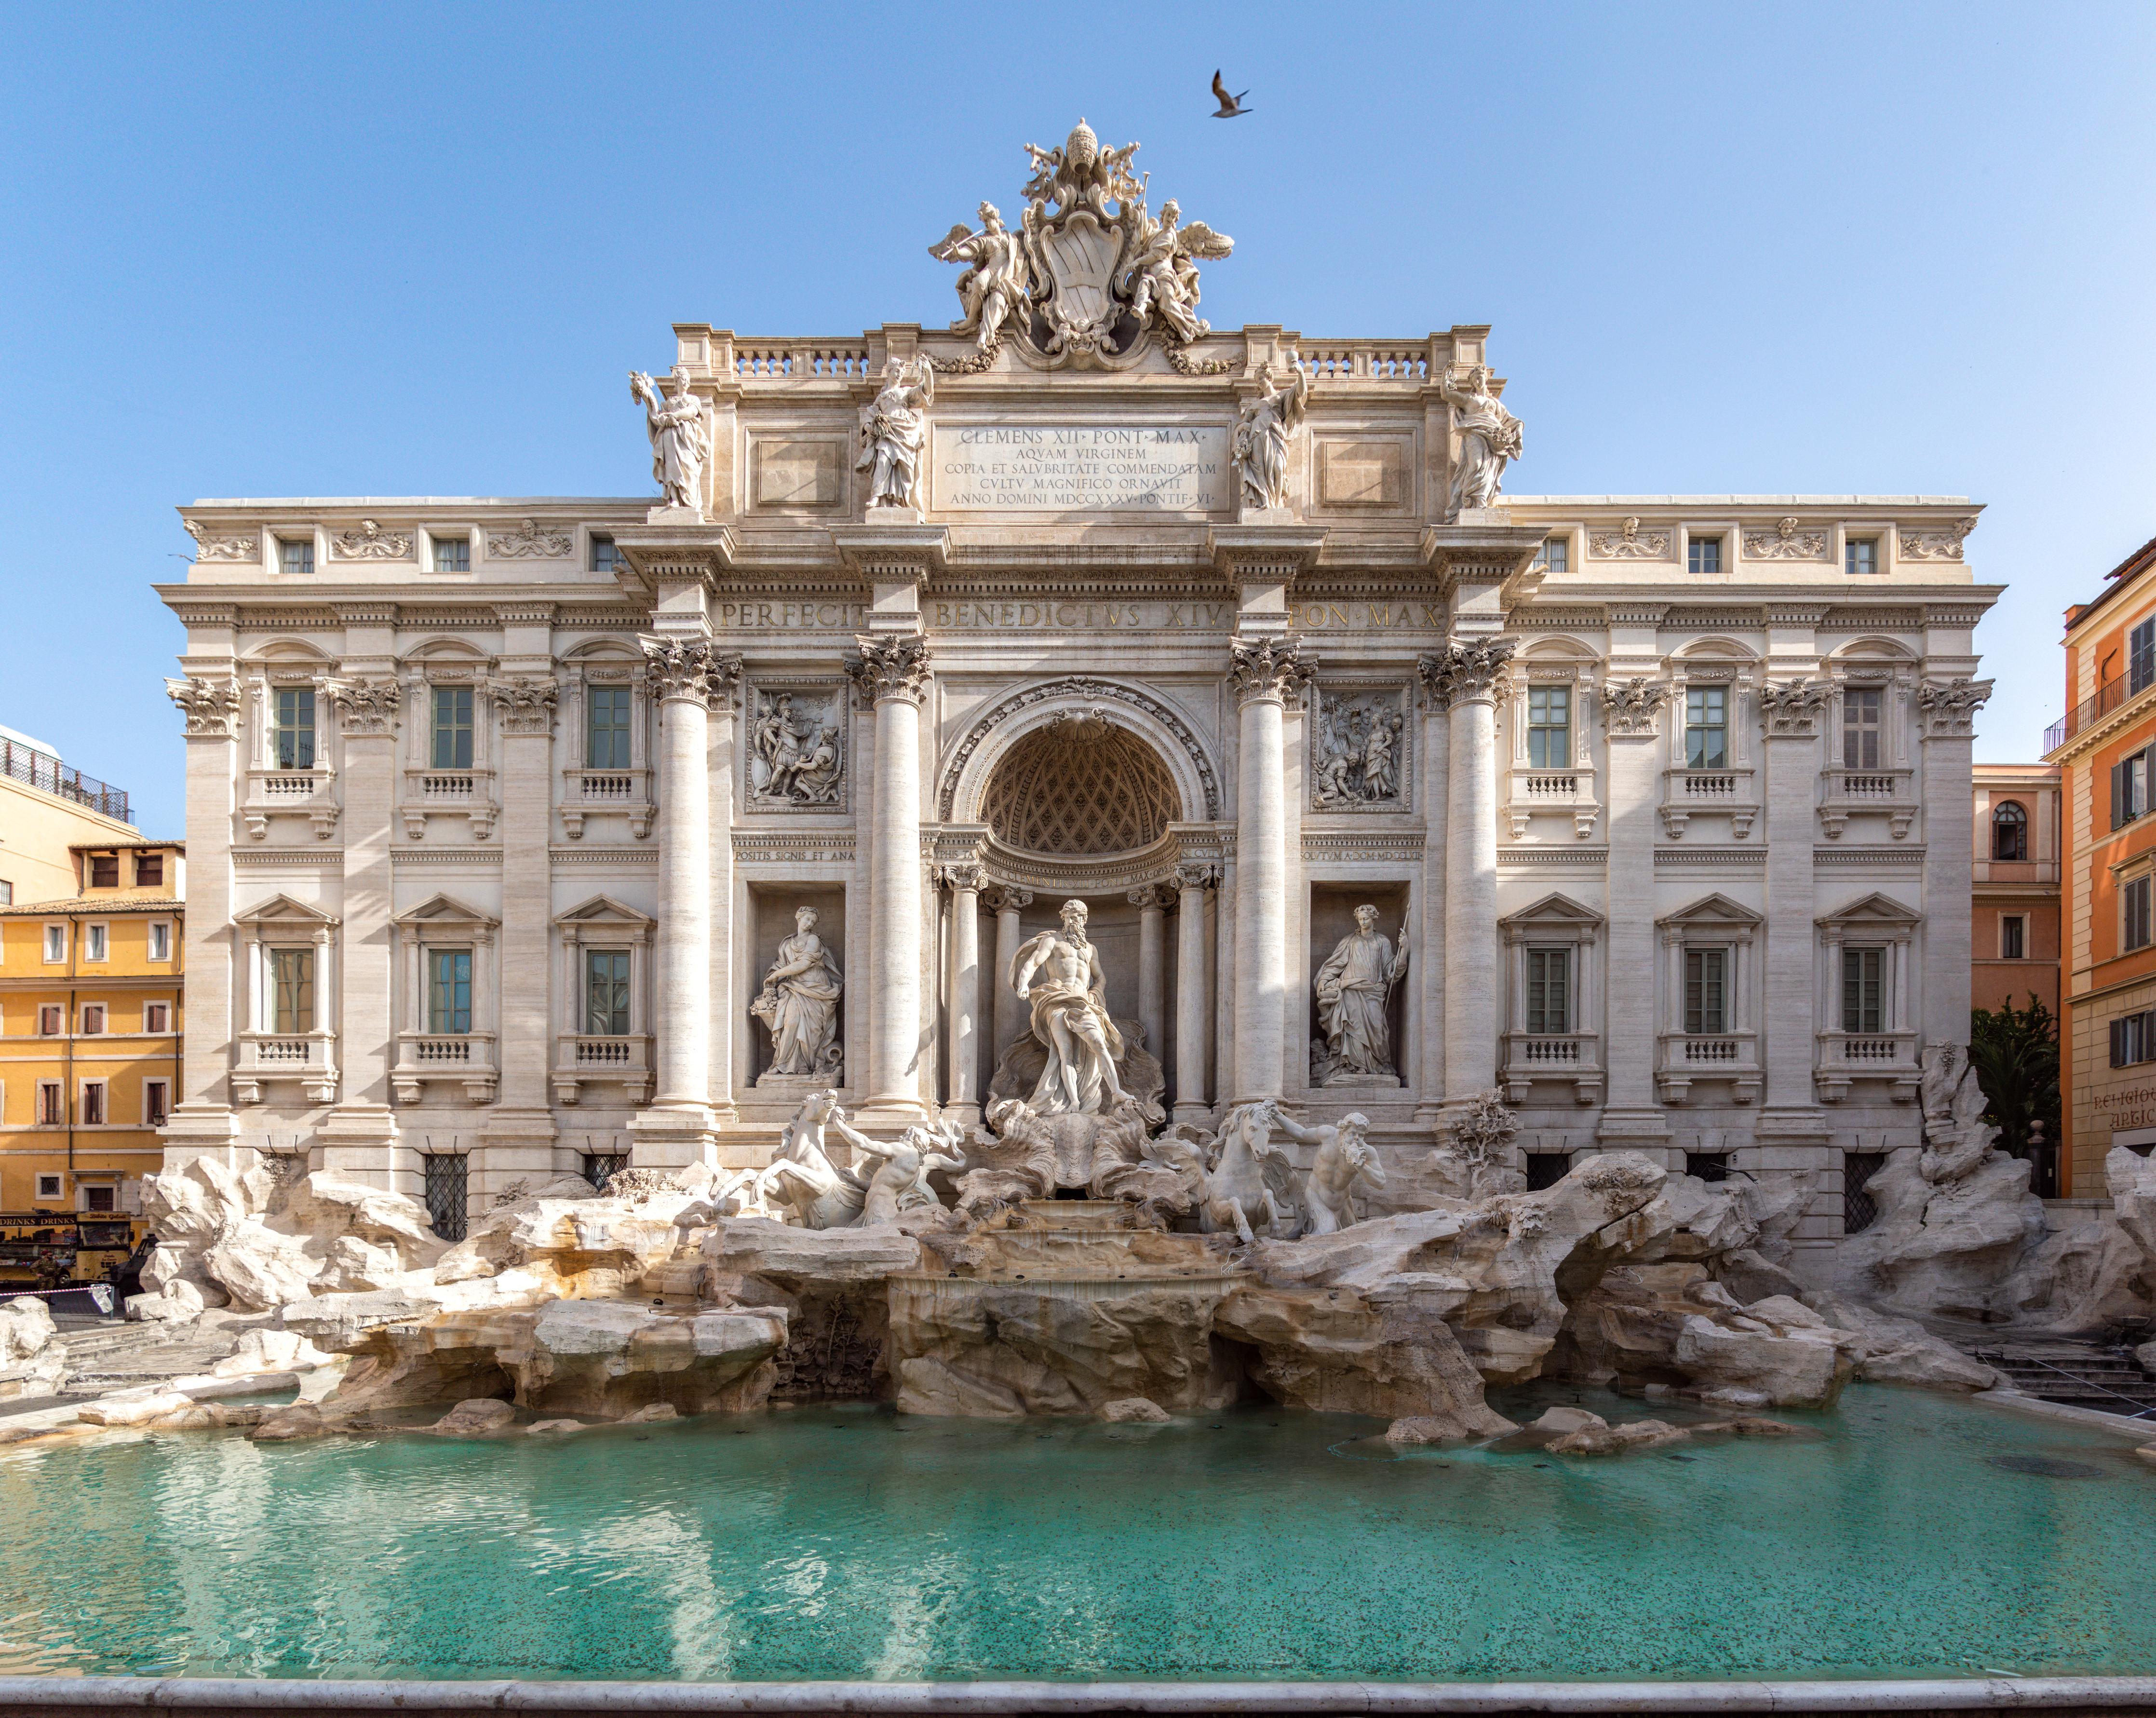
[423,1154,468,1242]
[1524,1153,1571,1191]
[1685,1151,1731,1183]
[1843,1151,1887,1235]
[582,1152,629,1192]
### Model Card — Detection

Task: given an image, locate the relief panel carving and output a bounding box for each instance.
[1311,687,1409,811]
[746,685,848,810]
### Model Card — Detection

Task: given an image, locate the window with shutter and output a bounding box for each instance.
[2132,618,2156,694]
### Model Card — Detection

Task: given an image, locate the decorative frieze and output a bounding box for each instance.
[330,520,414,561]
[1588,517,1670,559]
[1900,518,1976,562]
[165,675,242,737]
[1741,518,1827,560]
[846,635,932,707]
[183,522,260,562]
[485,519,574,560]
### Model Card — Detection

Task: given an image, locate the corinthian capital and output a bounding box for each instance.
[639,637,742,709]
[938,861,987,894]
[1917,675,1994,738]
[1416,636,1516,708]
[491,675,560,736]
[1758,676,1833,738]
[847,635,932,707]
[1598,676,1671,737]
[1172,861,1220,893]
[164,675,242,738]
[323,676,402,736]
[1227,638,1313,706]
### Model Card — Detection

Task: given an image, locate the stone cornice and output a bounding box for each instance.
[830,522,951,579]
[1207,524,1327,582]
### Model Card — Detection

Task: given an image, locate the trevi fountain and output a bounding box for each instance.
[2,123,2154,1706]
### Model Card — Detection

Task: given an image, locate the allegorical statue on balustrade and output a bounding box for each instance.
[1233,360,1308,512]
[1440,364,1524,518]
[1120,199,1233,345]
[856,357,934,510]
[629,366,710,515]
[1011,899,1131,1116]
[750,906,844,1079]
[929,203,1033,353]
[1312,905,1410,1085]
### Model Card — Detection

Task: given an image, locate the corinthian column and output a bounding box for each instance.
[630,637,739,1166]
[1597,676,1672,1142]
[1423,636,1514,1110]
[161,676,243,1165]
[849,636,932,1125]
[1171,863,1217,1124]
[1130,885,1169,1070]
[985,884,1033,1082]
[941,862,985,1127]
[1228,639,1312,1104]
[1918,677,1993,1043]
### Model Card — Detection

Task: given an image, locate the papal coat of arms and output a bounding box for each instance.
[929,119,1233,369]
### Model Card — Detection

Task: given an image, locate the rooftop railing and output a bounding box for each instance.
[0,739,130,824]
[2046,676,2131,753]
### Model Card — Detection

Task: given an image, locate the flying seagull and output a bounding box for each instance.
[1211,70,1251,118]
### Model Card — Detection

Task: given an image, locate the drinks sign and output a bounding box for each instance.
[933,425,1228,513]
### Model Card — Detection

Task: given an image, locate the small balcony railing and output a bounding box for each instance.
[0,738,129,825]
[552,1033,653,1105]
[233,1030,338,1105]
[2045,676,2132,753]
[1659,766,1758,839]
[1655,1030,1761,1104]
[560,765,654,839]
[1818,767,1916,839]
[1500,1030,1603,1104]
[392,1032,498,1104]
[1816,1029,1921,1103]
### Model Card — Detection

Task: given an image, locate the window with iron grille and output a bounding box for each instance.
[1523,1153,1571,1191]
[1526,686,1571,768]
[587,685,633,768]
[582,1152,628,1192]
[1991,800,2027,860]
[1684,686,1727,769]
[423,1155,468,1241]
[1841,948,1886,1032]
[1685,1152,1730,1184]
[274,688,316,770]
[431,686,474,769]
[2133,618,2156,696]
[1843,1151,1886,1234]
[1525,947,1570,1034]
[1687,536,1722,575]
[1842,688,1883,770]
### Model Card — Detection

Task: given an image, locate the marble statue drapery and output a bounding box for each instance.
[1313,906,1409,1080]
[1011,899,1129,1115]
[751,907,844,1076]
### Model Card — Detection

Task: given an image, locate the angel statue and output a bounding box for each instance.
[1440,365,1524,518]
[629,367,710,516]
[1121,200,1234,344]
[930,203,1033,352]
[1232,360,1309,512]
[856,357,934,511]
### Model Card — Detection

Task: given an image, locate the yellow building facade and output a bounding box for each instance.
[0,839,184,1284]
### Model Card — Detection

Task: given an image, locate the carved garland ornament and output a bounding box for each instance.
[639,638,743,709]
[1901,518,1978,562]
[165,675,242,737]
[485,518,575,560]
[847,635,932,707]
[1741,517,1828,560]
[183,522,260,563]
[1416,637,1517,708]
[1757,677,1834,738]
[1228,638,1314,705]
[330,519,414,561]
[324,676,402,735]
[1599,676,1671,736]
[938,676,1221,822]
[1917,676,1994,737]
[1588,516,1670,560]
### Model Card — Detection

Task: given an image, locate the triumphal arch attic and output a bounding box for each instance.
[158,122,1998,1258]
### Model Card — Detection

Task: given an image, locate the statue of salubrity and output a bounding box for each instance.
[630,366,710,516]
[1312,905,1410,1086]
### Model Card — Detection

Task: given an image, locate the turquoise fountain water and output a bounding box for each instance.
[0,1384,2150,1684]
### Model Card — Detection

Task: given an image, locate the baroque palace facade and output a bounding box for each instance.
[157,125,1997,1253]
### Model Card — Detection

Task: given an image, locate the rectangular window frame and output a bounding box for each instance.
[1842,687,1884,771]
[144,1001,171,1033]
[1524,946,1571,1035]
[1531,536,1569,576]
[1845,538,1879,577]
[148,920,173,962]
[34,1171,61,1201]
[80,1004,106,1036]
[2000,915,2027,961]
[41,924,64,963]
[430,685,475,770]
[79,1080,106,1126]
[1684,947,1730,1035]
[1841,947,1886,1033]
[1687,535,1723,576]
[278,536,315,576]
[135,852,164,887]
[584,947,633,1037]
[2126,876,2154,953]
[270,946,316,1034]
[88,854,119,889]
[144,1079,170,1128]
[273,686,318,771]
[431,535,472,574]
[589,534,622,576]
[2115,748,2153,829]
[2133,618,2156,697]
[35,1084,62,1127]
[1525,685,1572,770]
[84,922,108,962]
[1684,686,1728,770]
[2113,1010,2156,1067]
[586,684,634,770]
[37,1005,61,1036]
[428,947,474,1035]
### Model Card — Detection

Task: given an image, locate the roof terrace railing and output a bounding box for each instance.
[0,739,131,825]
[2045,677,2137,754]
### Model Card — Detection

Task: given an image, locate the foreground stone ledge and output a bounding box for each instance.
[1,1675,2156,1715]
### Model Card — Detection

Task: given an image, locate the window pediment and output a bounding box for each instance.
[1500,891,1604,932]
[554,894,653,934]
[393,892,499,937]
[233,893,340,928]
[1815,890,1920,934]
[1659,892,1763,938]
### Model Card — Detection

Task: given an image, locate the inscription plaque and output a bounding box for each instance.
[934,425,1228,513]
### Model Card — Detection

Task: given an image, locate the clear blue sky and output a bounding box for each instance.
[4,1,2151,837]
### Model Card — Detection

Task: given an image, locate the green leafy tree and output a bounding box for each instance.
[1968,995,2061,1163]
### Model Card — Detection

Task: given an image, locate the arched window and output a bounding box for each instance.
[1992,800,2028,861]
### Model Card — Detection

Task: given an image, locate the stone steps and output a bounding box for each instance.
[1967,1341,2156,1417]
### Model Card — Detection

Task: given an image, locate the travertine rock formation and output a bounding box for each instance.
[0,1296,67,1402]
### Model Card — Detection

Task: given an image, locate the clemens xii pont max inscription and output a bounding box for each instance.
[157,119,1995,1264]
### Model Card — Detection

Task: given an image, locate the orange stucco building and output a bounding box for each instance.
[2047,532,2156,1194]
[1971,763,2059,1016]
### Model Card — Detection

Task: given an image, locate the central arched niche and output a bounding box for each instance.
[982,713,1180,857]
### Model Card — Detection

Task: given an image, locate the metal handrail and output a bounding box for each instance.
[2045,676,2130,752]
[1975,1346,2156,1419]
[0,740,130,824]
